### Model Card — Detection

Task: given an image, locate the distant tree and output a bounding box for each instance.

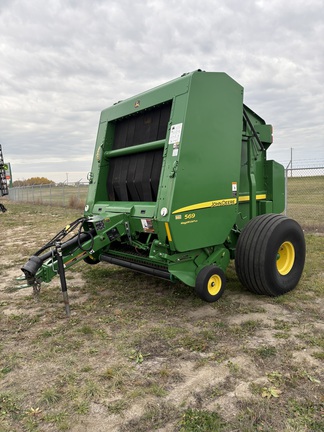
[12,177,55,186]
[12,180,23,187]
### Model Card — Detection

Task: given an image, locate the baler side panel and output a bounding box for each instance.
[167,72,244,251]
[85,118,110,210]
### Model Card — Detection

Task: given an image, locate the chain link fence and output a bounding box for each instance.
[8,182,88,209]
[285,166,324,233]
[7,167,324,233]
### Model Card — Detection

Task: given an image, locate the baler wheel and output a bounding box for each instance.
[195,265,226,302]
[235,214,305,296]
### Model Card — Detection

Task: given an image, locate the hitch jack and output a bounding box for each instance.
[55,242,71,317]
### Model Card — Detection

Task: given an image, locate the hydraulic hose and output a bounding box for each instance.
[21,228,96,280]
[34,217,86,256]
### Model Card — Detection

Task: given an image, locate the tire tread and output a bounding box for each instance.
[235,214,305,296]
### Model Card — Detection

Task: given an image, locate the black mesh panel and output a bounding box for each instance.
[113,101,171,149]
[107,101,171,202]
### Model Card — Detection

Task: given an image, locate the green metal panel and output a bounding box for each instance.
[265,160,285,213]
[159,72,244,251]
[236,105,281,229]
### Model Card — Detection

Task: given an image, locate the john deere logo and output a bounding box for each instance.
[134,100,140,108]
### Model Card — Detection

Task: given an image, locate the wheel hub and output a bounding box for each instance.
[276,241,295,275]
[207,274,222,295]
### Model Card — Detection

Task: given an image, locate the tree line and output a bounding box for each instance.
[12,177,55,187]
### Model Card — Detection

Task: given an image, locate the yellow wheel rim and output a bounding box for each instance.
[207,274,222,296]
[276,241,295,275]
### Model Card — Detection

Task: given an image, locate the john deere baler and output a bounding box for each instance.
[21,71,305,311]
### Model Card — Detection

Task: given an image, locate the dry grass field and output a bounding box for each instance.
[0,201,323,431]
[286,176,324,233]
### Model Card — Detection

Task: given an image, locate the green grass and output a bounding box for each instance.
[179,408,225,431]
[287,175,324,232]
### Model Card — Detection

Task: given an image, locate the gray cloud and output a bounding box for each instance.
[1,0,323,181]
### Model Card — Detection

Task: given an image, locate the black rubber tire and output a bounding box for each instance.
[195,265,226,302]
[235,214,305,296]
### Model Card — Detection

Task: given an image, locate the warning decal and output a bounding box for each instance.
[168,123,183,145]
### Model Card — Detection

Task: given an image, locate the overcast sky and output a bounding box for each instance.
[1,0,323,182]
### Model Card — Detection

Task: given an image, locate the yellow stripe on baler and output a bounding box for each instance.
[165,222,173,242]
